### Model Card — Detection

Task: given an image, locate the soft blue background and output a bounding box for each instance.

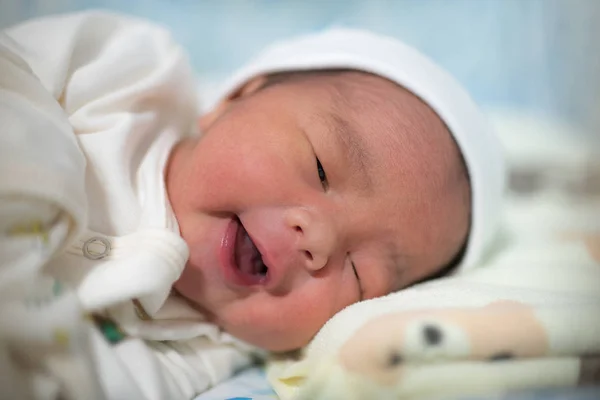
[1,0,598,135]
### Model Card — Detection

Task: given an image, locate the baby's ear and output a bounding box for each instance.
[228,75,269,100]
[559,231,600,262]
[584,235,600,262]
[198,76,268,132]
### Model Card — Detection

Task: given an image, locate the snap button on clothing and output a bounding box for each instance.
[82,236,111,260]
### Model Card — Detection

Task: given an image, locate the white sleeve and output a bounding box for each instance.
[0,11,201,400]
[0,30,87,260]
[4,10,199,133]
[0,9,198,260]
[1,9,198,234]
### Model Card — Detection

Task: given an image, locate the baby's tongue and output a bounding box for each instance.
[235,225,258,275]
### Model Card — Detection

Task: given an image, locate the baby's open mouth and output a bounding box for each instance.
[234,218,268,279]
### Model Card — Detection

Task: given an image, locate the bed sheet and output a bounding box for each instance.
[195,365,600,400]
[194,367,277,400]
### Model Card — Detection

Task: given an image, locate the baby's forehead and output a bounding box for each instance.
[310,71,467,198]
[309,72,450,152]
[300,71,444,132]
[264,69,462,181]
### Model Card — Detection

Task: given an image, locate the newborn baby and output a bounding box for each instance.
[0,10,504,399]
[169,69,472,351]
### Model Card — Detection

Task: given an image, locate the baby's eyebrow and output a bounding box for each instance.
[325,111,374,193]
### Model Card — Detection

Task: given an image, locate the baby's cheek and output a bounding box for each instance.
[220,288,340,351]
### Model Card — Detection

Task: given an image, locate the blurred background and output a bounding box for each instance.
[1,0,599,235]
[1,0,598,133]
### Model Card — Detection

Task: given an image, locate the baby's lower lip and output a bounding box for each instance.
[219,217,267,288]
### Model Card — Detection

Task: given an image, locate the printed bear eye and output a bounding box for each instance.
[386,350,403,368]
[422,324,443,346]
[489,352,515,361]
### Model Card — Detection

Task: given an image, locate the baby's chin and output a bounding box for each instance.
[246,333,311,353]
[217,317,314,352]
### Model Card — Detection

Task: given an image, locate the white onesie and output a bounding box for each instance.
[0,10,255,400]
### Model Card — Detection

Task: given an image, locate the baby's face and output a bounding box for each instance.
[166,72,469,351]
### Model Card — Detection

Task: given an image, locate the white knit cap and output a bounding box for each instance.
[215,28,506,272]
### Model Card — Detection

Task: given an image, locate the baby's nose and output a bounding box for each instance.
[285,207,336,272]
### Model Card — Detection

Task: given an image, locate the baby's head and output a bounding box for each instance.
[166,30,504,352]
